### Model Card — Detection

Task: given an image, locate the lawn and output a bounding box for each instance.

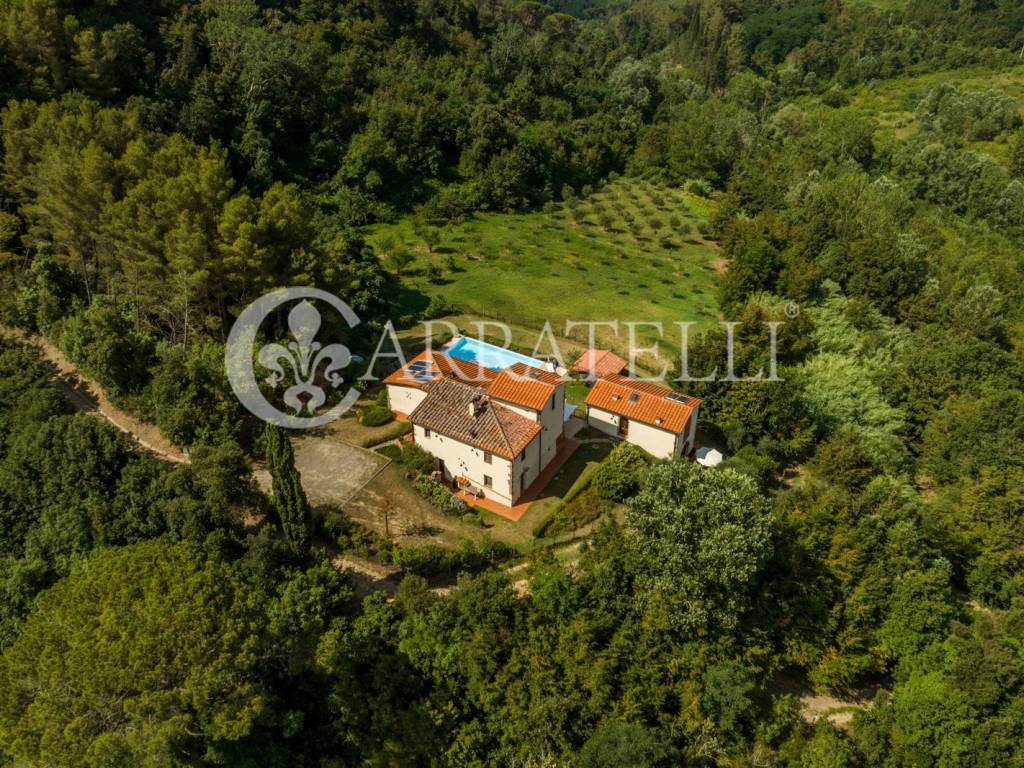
[565,380,591,416]
[368,177,723,351]
[513,440,615,538]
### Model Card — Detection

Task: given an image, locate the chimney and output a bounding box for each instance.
[468,392,488,418]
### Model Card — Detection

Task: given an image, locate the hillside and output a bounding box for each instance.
[370,177,722,348]
[1,1,1024,767]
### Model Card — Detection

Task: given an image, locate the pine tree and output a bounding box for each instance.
[263,423,311,557]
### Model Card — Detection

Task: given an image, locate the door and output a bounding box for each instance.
[618,416,629,436]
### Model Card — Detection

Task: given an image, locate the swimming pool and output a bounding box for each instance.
[444,336,546,372]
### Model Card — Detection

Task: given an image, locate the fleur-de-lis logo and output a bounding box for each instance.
[257,300,352,415]
[226,287,361,429]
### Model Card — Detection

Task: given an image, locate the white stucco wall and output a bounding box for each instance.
[511,434,543,500]
[387,384,427,417]
[538,384,565,468]
[492,384,565,471]
[498,401,536,422]
[587,406,686,461]
[586,406,620,436]
[412,424,541,505]
[626,419,678,460]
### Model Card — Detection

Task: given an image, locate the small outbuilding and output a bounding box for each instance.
[571,349,628,381]
[584,374,700,460]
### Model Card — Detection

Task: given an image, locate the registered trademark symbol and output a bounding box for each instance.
[785,302,800,319]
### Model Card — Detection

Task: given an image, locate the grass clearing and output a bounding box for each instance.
[821,63,1024,159]
[369,178,722,349]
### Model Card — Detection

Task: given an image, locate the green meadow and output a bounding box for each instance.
[367,178,723,352]
[834,63,1024,161]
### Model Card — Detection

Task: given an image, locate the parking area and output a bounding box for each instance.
[292,436,390,507]
[255,435,390,509]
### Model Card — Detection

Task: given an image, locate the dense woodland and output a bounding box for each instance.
[1,0,1024,766]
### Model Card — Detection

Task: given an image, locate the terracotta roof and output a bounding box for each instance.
[585,374,700,434]
[485,363,565,411]
[383,351,496,390]
[571,349,628,379]
[409,378,541,459]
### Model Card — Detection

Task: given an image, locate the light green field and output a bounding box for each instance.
[368,178,723,351]
[831,64,1024,160]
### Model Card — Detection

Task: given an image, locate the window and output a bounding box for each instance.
[550,396,555,410]
[483,475,493,488]
[424,428,431,438]
[483,451,493,464]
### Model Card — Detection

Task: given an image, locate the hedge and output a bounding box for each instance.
[357,420,411,448]
[393,537,514,575]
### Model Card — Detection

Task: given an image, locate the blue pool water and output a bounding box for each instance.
[444,336,546,371]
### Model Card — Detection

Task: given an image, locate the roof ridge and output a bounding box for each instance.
[486,399,516,455]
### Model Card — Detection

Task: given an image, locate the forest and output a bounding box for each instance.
[1,0,1024,766]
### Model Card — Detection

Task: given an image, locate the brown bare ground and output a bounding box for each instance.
[775,675,881,731]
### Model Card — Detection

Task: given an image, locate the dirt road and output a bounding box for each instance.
[1,325,188,463]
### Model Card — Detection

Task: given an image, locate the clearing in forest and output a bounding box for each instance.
[369,178,722,350]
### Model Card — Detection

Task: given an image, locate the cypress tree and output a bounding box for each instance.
[263,423,311,557]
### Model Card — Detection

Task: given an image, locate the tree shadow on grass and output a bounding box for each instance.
[383,283,431,323]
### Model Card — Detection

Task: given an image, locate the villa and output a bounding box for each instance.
[385,337,571,506]
[384,336,700,507]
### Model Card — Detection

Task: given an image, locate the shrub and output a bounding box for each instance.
[361,404,393,427]
[321,510,355,542]
[686,178,713,197]
[591,444,650,501]
[375,444,402,462]
[532,508,559,538]
[400,442,436,474]
[395,537,513,575]
[537,487,614,538]
[357,421,411,448]
[721,445,776,489]
[821,85,848,108]
[413,475,468,516]
[144,340,241,446]
[424,294,457,320]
